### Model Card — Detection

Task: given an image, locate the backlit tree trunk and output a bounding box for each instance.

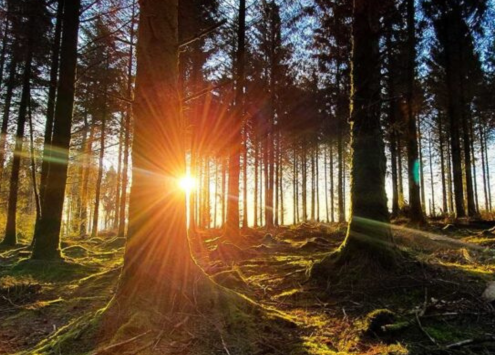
[224,0,245,237]
[32,0,81,259]
[330,0,393,263]
[405,0,425,224]
[3,14,34,245]
[119,0,200,299]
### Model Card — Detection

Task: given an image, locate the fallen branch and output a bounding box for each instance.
[446,334,495,349]
[415,311,438,346]
[94,330,152,354]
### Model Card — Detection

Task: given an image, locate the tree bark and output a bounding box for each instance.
[0,57,17,184]
[32,0,81,259]
[3,14,34,245]
[224,0,245,237]
[117,0,136,239]
[314,0,394,271]
[405,0,425,224]
[119,0,200,299]
[39,0,64,205]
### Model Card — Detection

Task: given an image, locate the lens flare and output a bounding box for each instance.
[179,175,197,193]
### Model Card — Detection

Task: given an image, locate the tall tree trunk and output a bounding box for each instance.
[480,124,489,211]
[0,10,10,90]
[397,138,405,208]
[418,122,426,212]
[32,0,81,259]
[442,10,466,218]
[292,147,297,225]
[483,126,492,211]
[39,0,64,205]
[428,134,435,216]
[28,95,41,222]
[114,116,124,230]
[254,141,259,227]
[446,136,454,214]
[117,0,136,239]
[311,147,315,220]
[302,144,307,221]
[330,142,334,222]
[224,0,245,237]
[3,17,34,245]
[405,0,424,224]
[386,24,400,218]
[0,57,17,183]
[242,126,248,228]
[313,0,394,274]
[119,0,200,298]
[470,121,479,212]
[438,114,448,214]
[91,106,106,238]
[79,119,94,236]
[462,112,476,216]
[324,145,329,222]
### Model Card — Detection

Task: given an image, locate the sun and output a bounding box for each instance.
[179,175,197,193]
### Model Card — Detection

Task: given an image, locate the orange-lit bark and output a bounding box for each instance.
[119,0,199,299]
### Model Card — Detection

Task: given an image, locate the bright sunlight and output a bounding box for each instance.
[179,175,197,194]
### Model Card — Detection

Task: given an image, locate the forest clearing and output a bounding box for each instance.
[0,0,495,354]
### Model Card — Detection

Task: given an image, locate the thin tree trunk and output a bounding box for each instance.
[91,107,106,238]
[3,18,34,245]
[114,116,124,230]
[483,126,492,211]
[117,0,136,239]
[405,0,424,223]
[254,141,259,227]
[330,141,334,222]
[0,57,17,183]
[438,113,448,214]
[79,119,94,236]
[28,95,41,222]
[324,144,329,222]
[428,133,435,216]
[480,124,489,211]
[242,126,248,228]
[225,0,245,237]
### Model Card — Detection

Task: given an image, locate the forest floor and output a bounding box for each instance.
[0,220,494,354]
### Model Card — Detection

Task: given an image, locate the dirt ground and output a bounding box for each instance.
[1,221,494,354]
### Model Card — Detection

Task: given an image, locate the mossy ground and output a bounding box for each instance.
[0,220,494,354]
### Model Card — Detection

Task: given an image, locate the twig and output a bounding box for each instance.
[94,330,151,354]
[220,332,232,355]
[179,19,227,48]
[415,311,438,346]
[446,334,495,349]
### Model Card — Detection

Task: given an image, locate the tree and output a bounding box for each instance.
[404,0,425,224]
[224,0,245,238]
[118,0,205,300]
[32,0,82,259]
[312,0,395,276]
[3,0,48,245]
[425,0,488,218]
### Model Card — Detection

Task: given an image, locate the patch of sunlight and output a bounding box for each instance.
[365,344,409,355]
[271,255,313,267]
[273,288,300,299]
[301,336,338,355]
[290,309,329,329]
[25,298,64,310]
[438,261,495,279]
